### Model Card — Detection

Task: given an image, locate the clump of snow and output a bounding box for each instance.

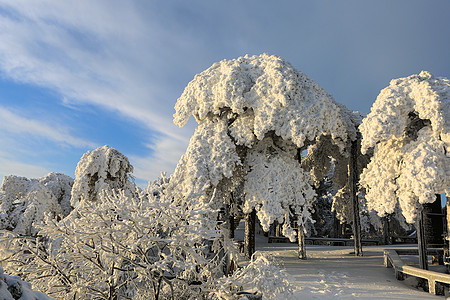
[360,71,450,223]
[244,136,315,241]
[360,71,449,153]
[70,145,135,207]
[0,267,52,300]
[38,172,74,217]
[0,174,70,236]
[212,254,296,300]
[168,116,242,207]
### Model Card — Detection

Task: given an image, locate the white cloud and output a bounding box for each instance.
[0,150,51,179]
[129,128,193,183]
[0,1,213,184]
[0,106,96,148]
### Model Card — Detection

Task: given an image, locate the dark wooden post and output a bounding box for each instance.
[296,148,307,259]
[244,209,256,259]
[349,139,363,256]
[446,194,450,272]
[422,194,444,248]
[417,207,428,270]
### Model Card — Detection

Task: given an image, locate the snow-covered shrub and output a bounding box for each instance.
[210,254,296,300]
[0,267,52,300]
[70,145,135,208]
[1,187,223,299]
[360,71,450,223]
[0,173,73,236]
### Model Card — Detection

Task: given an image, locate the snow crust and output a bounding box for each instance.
[360,71,450,223]
[70,145,135,207]
[0,173,73,235]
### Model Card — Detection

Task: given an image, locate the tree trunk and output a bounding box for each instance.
[296,148,308,259]
[349,139,363,256]
[381,216,392,245]
[244,209,256,259]
[228,213,235,239]
[298,217,307,259]
[417,207,428,270]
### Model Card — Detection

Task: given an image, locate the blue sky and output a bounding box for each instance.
[0,0,449,187]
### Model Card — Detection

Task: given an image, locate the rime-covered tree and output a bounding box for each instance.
[70,145,136,208]
[170,54,358,258]
[0,173,73,236]
[360,71,449,223]
[359,71,449,267]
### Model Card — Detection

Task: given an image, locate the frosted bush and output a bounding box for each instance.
[210,254,296,300]
[1,188,222,299]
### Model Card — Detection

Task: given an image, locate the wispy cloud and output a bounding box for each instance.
[0,106,95,148]
[0,156,50,180]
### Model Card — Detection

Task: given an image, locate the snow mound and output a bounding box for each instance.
[70,145,135,207]
[0,267,52,300]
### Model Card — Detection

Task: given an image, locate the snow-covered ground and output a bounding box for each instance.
[254,235,444,299]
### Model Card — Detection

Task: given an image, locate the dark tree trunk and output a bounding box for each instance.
[244,209,256,259]
[349,139,363,256]
[228,213,235,239]
[296,148,307,259]
[417,207,428,270]
[381,216,393,245]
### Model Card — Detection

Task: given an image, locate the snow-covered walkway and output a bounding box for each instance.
[254,235,445,299]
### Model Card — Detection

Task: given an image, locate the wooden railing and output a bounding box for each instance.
[384,248,449,295]
[267,236,379,246]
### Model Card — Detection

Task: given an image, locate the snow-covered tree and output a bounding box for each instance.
[360,71,449,224]
[70,145,136,208]
[0,173,73,236]
[171,54,358,258]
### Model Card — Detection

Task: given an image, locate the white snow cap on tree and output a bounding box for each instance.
[174,53,357,150]
[70,145,135,207]
[360,71,450,223]
[0,174,71,235]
